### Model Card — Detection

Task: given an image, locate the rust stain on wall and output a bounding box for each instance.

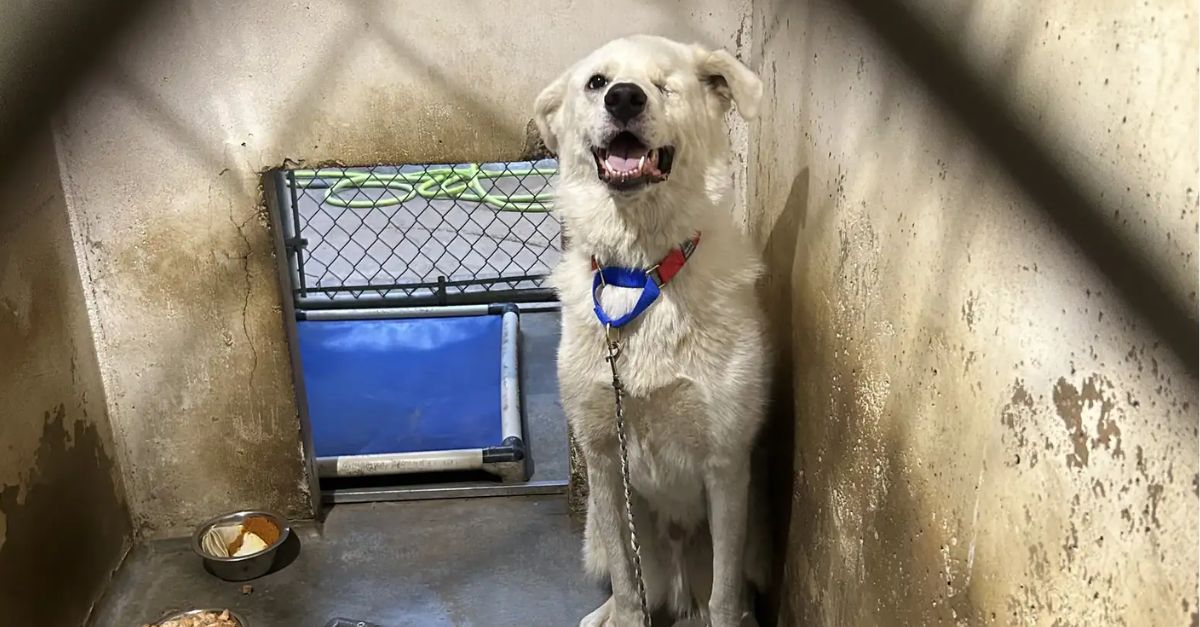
[1001,379,1036,454]
[0,404,130,626]
[1052,375,1121,469]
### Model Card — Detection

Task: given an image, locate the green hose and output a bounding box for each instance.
[291,163,558,213]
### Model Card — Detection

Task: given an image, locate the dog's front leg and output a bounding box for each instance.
[586,453,646,626]
[705,460,756,627]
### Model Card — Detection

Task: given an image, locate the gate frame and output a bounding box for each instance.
[263,162,562,507]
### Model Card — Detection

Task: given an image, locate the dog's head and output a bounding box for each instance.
[534,35,761,198]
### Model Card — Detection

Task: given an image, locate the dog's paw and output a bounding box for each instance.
[708,610,760,627]
[581,596,649,627]
[738,614,761,627]
[671,614,757,627]
[580,596,613,627]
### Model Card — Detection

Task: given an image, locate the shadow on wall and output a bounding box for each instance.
[0,127,133,624]
[760,167,806,622]
[0,0,161,176]
[758,157,989,624]
[840,0,1197,376]
[763,158,1002,623]
[753,0,1196,623]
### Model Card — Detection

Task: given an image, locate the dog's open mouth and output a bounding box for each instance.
[592,132,675,190]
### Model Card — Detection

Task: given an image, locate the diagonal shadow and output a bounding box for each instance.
[106,69,234,183]
[267,17,368,161]
[839,0,1198,376]
[348,1,523,157]
[0,0,164,175]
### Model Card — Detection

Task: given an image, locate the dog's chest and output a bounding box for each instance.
[558,261,726,520]
[561,272,720,432]
[587,328,714,517]
[620,382,710,524]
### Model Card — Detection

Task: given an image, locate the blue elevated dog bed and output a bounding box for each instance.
[295,304,526,481]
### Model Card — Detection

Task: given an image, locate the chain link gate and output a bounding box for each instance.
[268,159,562,485]
[270,160,561,310]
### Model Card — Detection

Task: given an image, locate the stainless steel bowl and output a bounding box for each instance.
[191,510,291,581]
[154,608,248,626]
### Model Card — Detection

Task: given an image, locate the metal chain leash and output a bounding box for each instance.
[604,325,652,627]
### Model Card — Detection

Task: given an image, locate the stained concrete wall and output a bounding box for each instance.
[748,0,1198,624]
[0,127,133,625]
[54,0,751,537]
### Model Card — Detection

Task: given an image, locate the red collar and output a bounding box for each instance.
[590,233,702,287]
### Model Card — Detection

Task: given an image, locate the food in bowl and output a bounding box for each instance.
[200,515,281,558]
[192,510,292,582]
[148,608,241,627]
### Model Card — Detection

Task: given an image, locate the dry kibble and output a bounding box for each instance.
[240,584,253,595]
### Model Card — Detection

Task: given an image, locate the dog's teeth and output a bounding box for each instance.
[638,156,645,173]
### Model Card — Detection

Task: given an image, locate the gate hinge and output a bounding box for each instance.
[284,236,308,251]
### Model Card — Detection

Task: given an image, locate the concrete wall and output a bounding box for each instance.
[55,0,750,537]
[748,0,1197,624]
[0,128,132,625]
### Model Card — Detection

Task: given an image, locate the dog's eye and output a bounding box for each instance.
[586,74,608,91]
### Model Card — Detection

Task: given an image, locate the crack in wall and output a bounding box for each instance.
[228,196,259,387]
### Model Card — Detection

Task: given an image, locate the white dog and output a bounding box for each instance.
[535,35,770,627]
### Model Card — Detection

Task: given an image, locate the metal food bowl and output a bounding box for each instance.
[191,510,291,581]
[154,608,248,626]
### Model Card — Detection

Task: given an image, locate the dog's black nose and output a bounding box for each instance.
[604,83,647,123]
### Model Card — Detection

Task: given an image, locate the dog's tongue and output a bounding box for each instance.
[605,133,649,171]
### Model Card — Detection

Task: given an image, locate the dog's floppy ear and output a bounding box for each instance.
[534,71,569,154]
[697,48,763,120]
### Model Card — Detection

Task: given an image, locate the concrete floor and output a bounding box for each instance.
[90,495,605,626]
[514,309,569,484]
[91,308,600,626]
